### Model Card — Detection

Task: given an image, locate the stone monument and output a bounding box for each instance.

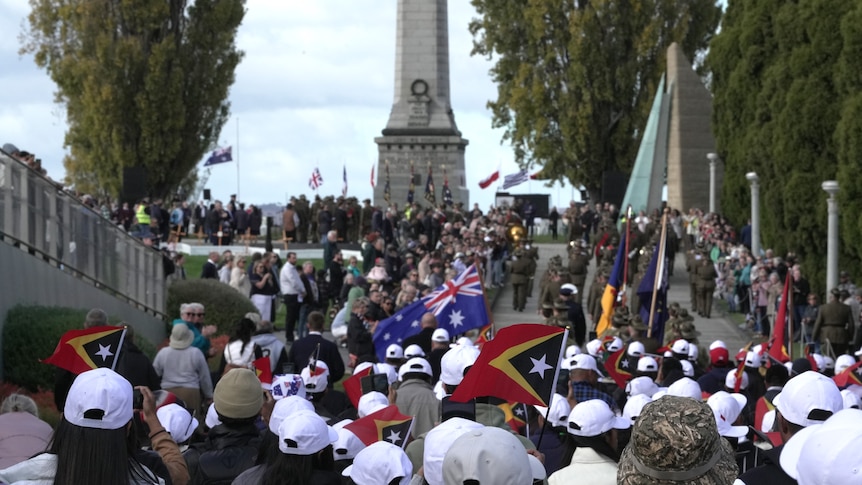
[374,0,469,208]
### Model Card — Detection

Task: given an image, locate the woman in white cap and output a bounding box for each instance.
[0,368,184,485]
[548,400,631,485]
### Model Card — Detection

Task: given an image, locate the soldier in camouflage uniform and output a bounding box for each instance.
[540,267,565,312]
[618,396,739,485]
[567,242,590,305]
[587,271,608,328]
[695,255,718,318]
[549,299,570,329]
[523,238,539,298]
[510,248,531,312]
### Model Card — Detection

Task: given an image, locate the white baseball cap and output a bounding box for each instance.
[680,359,695,378]
[375,362,399,385]
[835,354,856,374]
[440,344,480,386]
[566,399,631,437]
[431,328,451,343]
[386,344,405,360]
[277,410,338,455]
[358,392,390,418]
[823,356,835,372]
[623,394,653,423]
[780,408,862,484]
[560,283,578,295]
[268,395,315,434]
[687,344,699,362]
[300,360,330,393]
[533,393,571,429]
[404,344,426,358]
[605,337,624,353]
[442,426,532,485]
[636,356,659,373]
[343,441,413,485]
[626,376,659,398]
[585,339,603,357]
[569,354,604,377]
[744,351,761,368]
[725,370,750,391]
[811,353,825,372]
[707,391,749,438]
[709,340,728,351]
[761,409,776,433]
[565,345,582,360]
[205,403,221,428]
[64,368,133,430]
[667,377,703,401]
[841,389,861,409]
[627,341,646,358]
[423,417,484,485]
[270,374,306,401]
[773,371,843,427]
[398,357,433,380]
[156,403,199,444]
[332,423,364,461]
[671,339,690,355]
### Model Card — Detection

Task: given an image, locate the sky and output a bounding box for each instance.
[0,0,580,210]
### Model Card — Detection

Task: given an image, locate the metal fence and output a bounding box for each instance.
[0,154,165,317]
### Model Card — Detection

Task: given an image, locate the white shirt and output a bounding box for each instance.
[279,262,304,295]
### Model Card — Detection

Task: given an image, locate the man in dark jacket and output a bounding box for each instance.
[184,369,263,485]
[347,298,375,363]
[287,311,345,384]
[402,312,438,356]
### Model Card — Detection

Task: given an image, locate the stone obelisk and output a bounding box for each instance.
[374,0,469,208]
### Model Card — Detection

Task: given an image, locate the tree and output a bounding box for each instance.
[469,0,721,198]
[22,0,245,199]
[709,0,858,295]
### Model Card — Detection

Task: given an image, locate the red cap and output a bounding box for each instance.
[710,347,730,366]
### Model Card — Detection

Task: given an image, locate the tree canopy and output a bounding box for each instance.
[22,0,246,199]
[469,0,721,197]
[709,0,862,294]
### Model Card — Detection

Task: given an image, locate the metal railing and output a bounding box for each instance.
[0,153,166,317]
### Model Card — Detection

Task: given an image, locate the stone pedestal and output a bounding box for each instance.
[374,0,469,207]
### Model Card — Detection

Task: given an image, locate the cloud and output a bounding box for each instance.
[0,0,578,211]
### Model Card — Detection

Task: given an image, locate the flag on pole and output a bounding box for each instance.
[42,326,127,375]
[373,264,489,361]
[596,232,627,337]
[342,165,348,197]
[442,166,453,206]
[424,163,436,205]
[407,161,415,203]
[384,162,391,203]
[603,348,634,389]
[502,169,530,190]
[637,240,669,344]
[253,357,272,386]
[343,365,375,408]
[478,169,500,189]
[450,324,567,407]
[204,147,233,166]
[309,167,323,190]
[370,164,376,189]
[767,273,793,364]
[344,405,414,449]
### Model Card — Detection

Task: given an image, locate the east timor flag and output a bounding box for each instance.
[344,405,414,449]
[253,357,272,386]
[42,326,127,375]
[604,348,633,389]
[451,324,567,407]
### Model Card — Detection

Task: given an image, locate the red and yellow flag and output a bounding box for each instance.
[42,326,126,375]
[343,366,374,408]
[344,405,414,449]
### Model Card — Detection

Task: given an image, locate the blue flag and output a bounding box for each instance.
[637,242,669,345]
[424,168,436,205]
[204,147,232,166]
[373,264,488,361]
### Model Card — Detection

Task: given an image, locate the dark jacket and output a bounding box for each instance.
[403,327,435,356]
[115,340,161,391]
[736,445,795,485]
[201,261,218,279]
[347,313,374,360]
[287,333,345,384]
[697,366,732,395]
[183,423,262,485]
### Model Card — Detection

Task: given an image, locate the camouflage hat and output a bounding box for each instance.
[680,321,701,340]
[617,396,738,485]
[612,314,630,328]
[629,315,648,332]
[678,308,692,321]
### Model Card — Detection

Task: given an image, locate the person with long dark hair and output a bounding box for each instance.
[219,318,263,375]
[0,368,186,485]
[233,410,340,485]
[548,400,630,485]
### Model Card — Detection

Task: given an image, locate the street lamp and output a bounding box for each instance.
[822,180,839,292]
[746,172,760,258]
[707,153,719,214]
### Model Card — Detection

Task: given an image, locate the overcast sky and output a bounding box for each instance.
[0,0,579,209]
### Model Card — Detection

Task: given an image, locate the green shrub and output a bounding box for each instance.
[166,279,258,336]
[2,305,157,391]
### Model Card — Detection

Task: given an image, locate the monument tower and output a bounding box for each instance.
[374,0,469,207]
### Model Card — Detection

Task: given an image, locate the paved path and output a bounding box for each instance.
[490,243,749,353]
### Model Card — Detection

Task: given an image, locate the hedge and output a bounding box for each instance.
[166,279,258,337]
[2,305,156,391]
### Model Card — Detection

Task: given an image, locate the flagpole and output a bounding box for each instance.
[236,117,240,201]
[647,210,669,338]
[473,260,496,340]
[622,206,632,305]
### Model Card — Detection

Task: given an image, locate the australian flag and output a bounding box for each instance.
[373,264,488,361]
[424,168,436,205]
[204,147,233,166]
[637,243,669,345]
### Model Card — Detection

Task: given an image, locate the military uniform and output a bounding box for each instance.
[360,201,373,238]
[309,197,321,243]
[510,250,531,312]
[525,241,539,297]
[813,297,854,355]
[686,250,700,312]
[695,258,718,318]
[568,249,590,305]
[296,196,309,243]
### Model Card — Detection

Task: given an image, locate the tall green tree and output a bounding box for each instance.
[22,0,245,199]
[709,0,857,294]
[469,0,721,197]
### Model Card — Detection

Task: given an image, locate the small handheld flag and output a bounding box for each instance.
[43,326,127,375]
[344,405,414,449]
